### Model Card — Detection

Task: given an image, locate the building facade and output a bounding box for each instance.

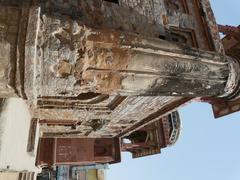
[0,0,239,179]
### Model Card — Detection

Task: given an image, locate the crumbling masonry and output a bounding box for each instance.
[0,0,240,174]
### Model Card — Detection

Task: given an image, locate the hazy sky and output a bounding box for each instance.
[107,1,240,180]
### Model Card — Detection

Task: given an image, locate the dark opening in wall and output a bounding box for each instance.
[158,35,166,40]
[103,0,119,4]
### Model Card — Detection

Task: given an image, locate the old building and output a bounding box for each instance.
[37,165,106,180]
[0,171,35,180]
[56,165,106,180]
[122,111,181,158]
[206,25,240,118]
[0,0,240,179]
[0,98,40,174]
[36,111,180,167]
[1,0,238,137]
[36,138,121,167]
[0,99,39,179]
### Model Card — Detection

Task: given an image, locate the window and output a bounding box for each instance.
[103,0,119,4]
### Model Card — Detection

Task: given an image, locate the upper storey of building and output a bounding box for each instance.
[1,0,240,139]
[34,0,223,51]
[0,0,223,53]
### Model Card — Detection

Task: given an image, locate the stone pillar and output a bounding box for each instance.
[81,27,239,97]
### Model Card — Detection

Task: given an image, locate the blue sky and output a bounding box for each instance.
[107,1,240,180]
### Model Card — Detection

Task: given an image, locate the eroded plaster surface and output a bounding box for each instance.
[0,0,238,139]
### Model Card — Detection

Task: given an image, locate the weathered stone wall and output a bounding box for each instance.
[0,0,227,99]
[22,0,236,138]
[22,0,230,99]
[0,6,21,97]
[0,0,236,139]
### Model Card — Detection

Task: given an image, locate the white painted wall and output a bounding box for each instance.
[0,98,40,173]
